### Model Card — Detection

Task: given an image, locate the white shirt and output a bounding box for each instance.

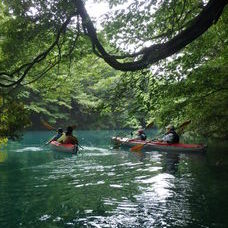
[162,133,174,142]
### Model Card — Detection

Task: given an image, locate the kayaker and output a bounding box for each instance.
[57,126,78,145]
[159,124,179,143]
[136,128,147,141]
[45,128,63,145]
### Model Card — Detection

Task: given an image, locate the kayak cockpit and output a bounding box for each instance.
[50,141,78,153]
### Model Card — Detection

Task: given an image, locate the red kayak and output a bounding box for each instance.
[50,141,78,153]
[112,137,207,153]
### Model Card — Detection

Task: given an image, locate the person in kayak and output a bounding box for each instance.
[45,128,63,145]
[57,126,78,145]
[159,124,179,143]
[135,127,147,140]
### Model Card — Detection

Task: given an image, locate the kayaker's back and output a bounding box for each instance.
[64,136,78,145]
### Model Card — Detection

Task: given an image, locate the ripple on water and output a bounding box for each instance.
[75,213,140,227]
[82,146,111,156]
[39,214,51,221]
[109,184,123,189]
[16,147,43,152]
[3,131,227,228]
[53,217,63,222]
[136,166,163,172]
[134,173,175,200]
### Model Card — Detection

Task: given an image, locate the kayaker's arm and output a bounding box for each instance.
[57,134,66,143]
[45,135,57,145]
[159,133,174,143]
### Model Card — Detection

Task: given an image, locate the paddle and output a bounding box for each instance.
[41,119,77,131]
[41,119,56,131]
[41,119,60,145]
[130,142,148,152]
[145,121,154,129]
[176,120,191,135]
[130,120,191,152]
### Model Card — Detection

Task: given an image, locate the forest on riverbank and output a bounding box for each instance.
[0,0,227,142]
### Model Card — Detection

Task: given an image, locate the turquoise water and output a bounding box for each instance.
[0,130,228,227]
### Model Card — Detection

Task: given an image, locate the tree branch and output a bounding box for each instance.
[0,0,227,89]
[77,0,228,71]
[0,17,72,87]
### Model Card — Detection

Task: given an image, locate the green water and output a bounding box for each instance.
[0,130,228,228]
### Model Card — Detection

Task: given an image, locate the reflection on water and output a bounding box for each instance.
[0,151,7,163]
[0,131,228,227]
[162,153,180,174]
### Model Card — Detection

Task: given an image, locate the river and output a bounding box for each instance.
[0,130,228,227]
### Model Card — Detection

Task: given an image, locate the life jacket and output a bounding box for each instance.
[53,133,63,141]
[170,130,179,143]
[64,136,78,145]
[140,133,147,141]
[57,133,66,143]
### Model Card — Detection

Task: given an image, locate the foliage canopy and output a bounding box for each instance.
[0,0,227,88]
[0,0,227,140]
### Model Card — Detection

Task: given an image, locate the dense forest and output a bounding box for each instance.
[0,0,227,141]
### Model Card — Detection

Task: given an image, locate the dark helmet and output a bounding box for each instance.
[66,126,73,133]
[57,128,63,133]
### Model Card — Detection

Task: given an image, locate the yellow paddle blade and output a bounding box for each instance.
[41,119,56,131]
[177,120,191,135]
[146,121,154,129]
[130,144,145,152]
[177,120,191,129]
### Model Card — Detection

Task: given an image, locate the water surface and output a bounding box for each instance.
[0,130,228,227]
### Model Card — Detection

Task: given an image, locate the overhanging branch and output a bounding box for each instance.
[0,17,72,88]
[0,0,227,89]
[77,0,228,71]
